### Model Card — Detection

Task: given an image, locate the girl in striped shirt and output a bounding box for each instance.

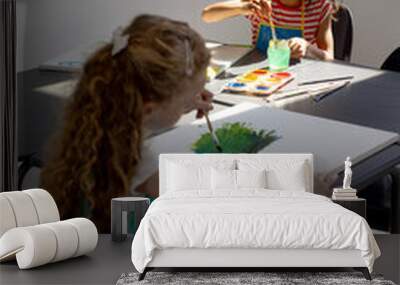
[202,0,335,60]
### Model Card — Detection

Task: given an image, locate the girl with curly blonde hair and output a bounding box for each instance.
[41,15,212,232]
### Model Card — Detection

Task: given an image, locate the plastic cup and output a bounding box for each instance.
[267,40,291,72]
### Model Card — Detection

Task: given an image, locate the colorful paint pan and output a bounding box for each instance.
[223,68,295,97]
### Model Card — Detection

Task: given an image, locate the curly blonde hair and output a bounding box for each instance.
[41,15,210,232]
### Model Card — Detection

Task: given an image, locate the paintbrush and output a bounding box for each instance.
[204,113,223,153]
[266,0,277,42]
[313,80,351,102]
[269,82,344,102]
[298,76,354,86]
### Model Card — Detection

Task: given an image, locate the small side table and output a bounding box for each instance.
[332,198,366,219]
[111,197,150,242]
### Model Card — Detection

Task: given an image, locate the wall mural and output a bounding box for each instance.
[192,122,280,153]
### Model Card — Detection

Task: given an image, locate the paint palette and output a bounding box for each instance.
[223,69,294,97]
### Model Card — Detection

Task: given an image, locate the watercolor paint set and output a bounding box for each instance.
[222,68,295,97]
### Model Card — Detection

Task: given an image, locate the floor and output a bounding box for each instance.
[0,235,399,285]
[374,234,400,284]
[0,235,133,285]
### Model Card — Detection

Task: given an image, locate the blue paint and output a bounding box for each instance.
[256,86,270,91]
[228,82,246,88]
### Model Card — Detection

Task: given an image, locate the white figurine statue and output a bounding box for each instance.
[343,157,353,189]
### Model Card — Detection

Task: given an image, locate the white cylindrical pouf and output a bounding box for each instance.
[0,196,17,237]
[1,192,39,227]
[0,226,57,269]
[23,189,60,224]
[42,221,79,262]
[65,218,98,257]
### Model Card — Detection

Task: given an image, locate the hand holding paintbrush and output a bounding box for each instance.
[194,89,214,119]
[248,0,276,41]
[240,0,271,16]
[246,0,272,16]
[186,89,221,151]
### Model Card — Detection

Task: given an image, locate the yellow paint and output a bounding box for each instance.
[266,77,282,83]
[238,73,259,82]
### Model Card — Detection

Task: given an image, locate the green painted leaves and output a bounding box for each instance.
[192,122,280,153]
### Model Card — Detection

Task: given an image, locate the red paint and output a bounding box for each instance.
[273,72,291,78]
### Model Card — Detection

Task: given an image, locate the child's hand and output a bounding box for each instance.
[288,37,310,59]
[195,90,214,119]
[256,0,272,17]
[240,0,264,15]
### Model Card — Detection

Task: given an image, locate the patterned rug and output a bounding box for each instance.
[117,272,395,285]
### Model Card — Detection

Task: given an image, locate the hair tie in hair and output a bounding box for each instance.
[184,39,194,76]
[111,26,129,56]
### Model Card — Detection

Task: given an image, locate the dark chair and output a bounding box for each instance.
[332,4,354,61]
[381,47,400,72]
[18,153,43,190]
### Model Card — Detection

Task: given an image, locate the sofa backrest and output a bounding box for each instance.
[159,153,313,195]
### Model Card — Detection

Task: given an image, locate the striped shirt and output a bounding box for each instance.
[247,0,332,45]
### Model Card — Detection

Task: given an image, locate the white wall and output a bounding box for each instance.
[17,0,400,71]
[16,0,250,72]
[344,0,400,68]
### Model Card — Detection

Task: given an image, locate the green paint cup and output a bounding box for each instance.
[268,40,291,72]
